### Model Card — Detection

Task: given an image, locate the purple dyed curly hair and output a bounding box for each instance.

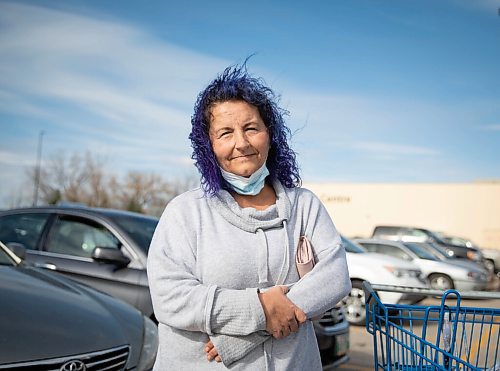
[189,63,301,195]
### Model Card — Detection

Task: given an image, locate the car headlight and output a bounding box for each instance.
[137,316,159,371]
[467,271,485,280]
[466,250,481,261]
[446,250,455,257]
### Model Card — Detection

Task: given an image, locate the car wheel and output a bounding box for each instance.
[484,259,495,273]
[429,274,454,290]
[341,280,366,326]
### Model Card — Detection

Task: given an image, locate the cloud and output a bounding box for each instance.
[0,2,231,184]
[0,1,232,206]
[0,2,226,126]
[0,150,34,167]
[351,141,439,156]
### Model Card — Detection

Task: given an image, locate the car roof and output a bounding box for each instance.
[0,205,158,221]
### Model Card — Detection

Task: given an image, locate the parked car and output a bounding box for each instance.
[354,238,489,291]
[0,206,158,319]
[0,205,349,369]
[410,241,489,273]
[439,234,500,274]
[371,225,485,265]
[341,236,428,326]
[0,240,158,370]
[480,249,500,274]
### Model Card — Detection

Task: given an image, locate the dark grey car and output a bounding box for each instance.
[0,205,349,368]
[0,206,158,319]
[0,241,158,370]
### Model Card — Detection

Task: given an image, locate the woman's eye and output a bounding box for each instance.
[219,131,231,138]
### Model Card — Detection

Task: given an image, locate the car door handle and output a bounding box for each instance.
[33,262,57,270]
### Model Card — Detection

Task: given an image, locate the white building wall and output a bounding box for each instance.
[304,182,500,250]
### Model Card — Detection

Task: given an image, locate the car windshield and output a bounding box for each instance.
[426,230,450,245]
[403,242,437,260]
[105,214,159,252]
[341,236,367,253]
[412,242,448,259]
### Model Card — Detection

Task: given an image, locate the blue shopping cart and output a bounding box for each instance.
[363,282,500,371]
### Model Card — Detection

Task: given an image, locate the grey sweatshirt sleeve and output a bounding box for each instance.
[147,200,266,335]
[210,332,270,367]
[210,288,266,335]
[147,206,216,333]
[286,193,352,318]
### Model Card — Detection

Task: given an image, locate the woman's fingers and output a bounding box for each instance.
[278,285,289,294]
[207,347,219,361]
[288,317,299,333]
[205,340,222,362]
[294,306,307,323]
[259,285,307,339]
[204,340,214,353]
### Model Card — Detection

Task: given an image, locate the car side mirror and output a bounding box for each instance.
[92,247,131,268]
[6,242,27,260]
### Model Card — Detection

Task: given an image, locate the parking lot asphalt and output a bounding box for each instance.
[336,280,500,371]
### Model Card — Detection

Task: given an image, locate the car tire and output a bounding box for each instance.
[429,273,454,291]
[341,280,366,326]
[484,259,495,273]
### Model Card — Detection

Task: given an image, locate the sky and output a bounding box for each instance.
[1,0,499,208]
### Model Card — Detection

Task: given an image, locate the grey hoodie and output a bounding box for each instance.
[147,181,351,370]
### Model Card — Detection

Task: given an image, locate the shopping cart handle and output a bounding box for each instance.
[369,283,500,300]
[362,281,385,308]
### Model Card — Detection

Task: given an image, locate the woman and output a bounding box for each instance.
[147,64,351,370]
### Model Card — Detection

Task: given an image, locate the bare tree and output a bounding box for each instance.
[25,150,193,215]
[115,171,174,215]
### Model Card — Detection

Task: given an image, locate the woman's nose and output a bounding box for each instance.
[234,130,250,149]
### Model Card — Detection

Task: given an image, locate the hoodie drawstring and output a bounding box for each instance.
[256,228,269,286]
[261,220,291,371]
[275,220,290,285]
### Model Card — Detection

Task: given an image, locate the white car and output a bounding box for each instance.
[354,238,489,292]
[341,236,428,325]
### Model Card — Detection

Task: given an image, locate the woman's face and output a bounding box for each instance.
[209,100,270,177]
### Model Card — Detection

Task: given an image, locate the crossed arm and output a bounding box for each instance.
[205,285,307,363]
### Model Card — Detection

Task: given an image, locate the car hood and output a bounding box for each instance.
[440,257,488,273]
[414,258,487,279]
[0,265,143,364]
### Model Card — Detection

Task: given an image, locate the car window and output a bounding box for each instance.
[360,242,412,261]
[341,236,366,253]
[105,214,158,252]
[410,242,444,259]
[46,217,120,258]
[0,213,50,250]
[372,226,399,238]
[401,229,428,242]
[403,242,436,260]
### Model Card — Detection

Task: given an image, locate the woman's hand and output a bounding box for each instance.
[205,340,222,362]
[258,285,307,339]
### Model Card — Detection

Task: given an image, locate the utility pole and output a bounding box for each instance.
[33,130,45,206]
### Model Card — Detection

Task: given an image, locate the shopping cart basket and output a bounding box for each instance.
[363,282,500,370]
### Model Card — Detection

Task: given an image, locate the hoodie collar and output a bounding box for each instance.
[208,180,292,233]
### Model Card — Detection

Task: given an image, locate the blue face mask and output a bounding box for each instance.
[220,163,270,196]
